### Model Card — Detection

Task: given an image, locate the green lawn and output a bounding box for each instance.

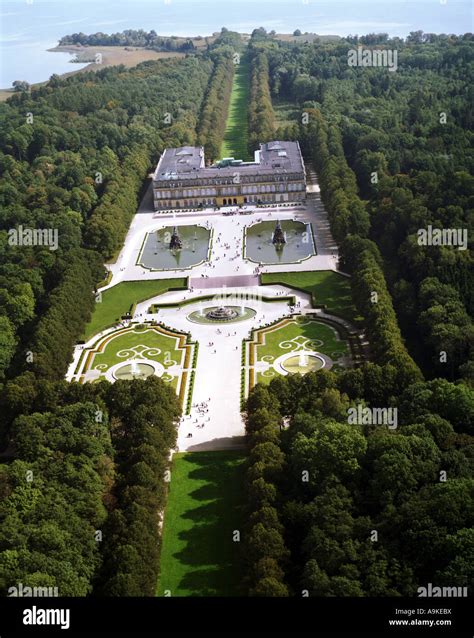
[84,278,187,340]
[220,58,252,161]
[261,270,360,324]
[157,451,246,597]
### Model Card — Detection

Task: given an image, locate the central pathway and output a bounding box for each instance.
[135,285,313,451]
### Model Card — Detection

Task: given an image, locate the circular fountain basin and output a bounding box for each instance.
[281,353,326,374]
[187,305,256,324]
[113,362,156,380]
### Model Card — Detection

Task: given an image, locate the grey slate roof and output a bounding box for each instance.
[153,141,305,182]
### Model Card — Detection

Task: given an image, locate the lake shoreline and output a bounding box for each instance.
[0,44,186,101]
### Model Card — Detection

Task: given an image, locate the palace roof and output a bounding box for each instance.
[153,141,305,182]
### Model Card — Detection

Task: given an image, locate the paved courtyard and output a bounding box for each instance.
[101,195,339,293]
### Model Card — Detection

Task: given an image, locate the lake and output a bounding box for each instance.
[1,0,471,88]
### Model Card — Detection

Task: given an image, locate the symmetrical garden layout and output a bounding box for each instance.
[65,155,366,598]
[70,190,365,452]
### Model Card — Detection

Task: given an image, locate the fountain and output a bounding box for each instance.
[299,351,307,367]
[188,304,256,324]
[205,306,239,321]
[169,226,183,250]
[282,352,325,374]
[139,224,211,270]
[245,219,314,264]
[114,360,155,380]
[272,220,286,248]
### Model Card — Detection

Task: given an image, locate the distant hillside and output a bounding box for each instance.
[58,29,215,51]
[275,32,341,42]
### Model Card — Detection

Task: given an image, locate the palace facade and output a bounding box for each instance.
[152,141,306,210]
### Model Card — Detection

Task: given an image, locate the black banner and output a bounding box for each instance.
[0,596,472,636]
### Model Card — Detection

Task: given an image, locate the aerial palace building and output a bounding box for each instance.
[152,141,306,210]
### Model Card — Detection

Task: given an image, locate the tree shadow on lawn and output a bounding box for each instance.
[172,452,246,596]
[177,565,237,597]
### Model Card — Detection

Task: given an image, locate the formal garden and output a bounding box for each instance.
[244,315,353,389]
[187,304,256,324]
[75,323,197,406]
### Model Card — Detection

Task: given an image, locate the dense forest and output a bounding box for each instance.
[249,31,473,382]
[244,372,473,596]
[0,54,213,382]
[297,108,422,389]
[247,48,276,152]
[0,26,472,599]
[197,50,235,161]
[0,376,180,595]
